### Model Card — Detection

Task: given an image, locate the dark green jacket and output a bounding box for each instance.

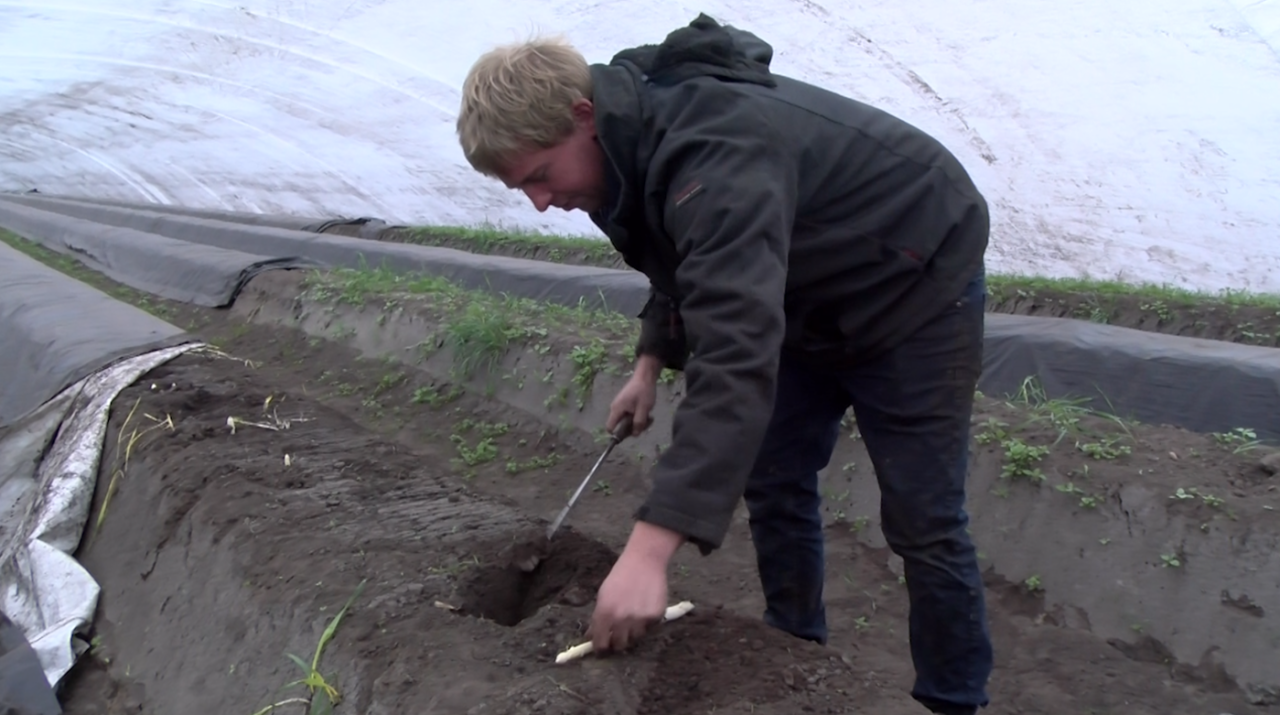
[587,14,989,553]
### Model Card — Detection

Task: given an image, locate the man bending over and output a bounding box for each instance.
[456,14,994,715]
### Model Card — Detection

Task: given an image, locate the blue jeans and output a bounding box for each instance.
[743,273,993,714]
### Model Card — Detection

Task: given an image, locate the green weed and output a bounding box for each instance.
[301,265,637,382]
[505,454,562,474]
[570,338,610,407]
[1169,487,1226,509]
[1211,427,1262,454]
[411,384,462,407]
[450,435,500,467]
[1001,437,1050,482]
[1055,482,1100,508]
[1008,376,1092,444]
[251,579,367,715]
[1077,437,1131,460]
[974,418,1010,445]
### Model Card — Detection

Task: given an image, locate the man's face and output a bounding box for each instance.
[498,98,607,214]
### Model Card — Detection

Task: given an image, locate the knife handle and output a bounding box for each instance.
[612,413,635,442]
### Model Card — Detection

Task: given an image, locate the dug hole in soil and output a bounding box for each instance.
[56,268,1280,715]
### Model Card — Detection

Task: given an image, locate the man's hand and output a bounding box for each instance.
[588,520,685,653]
[607,354,663,436]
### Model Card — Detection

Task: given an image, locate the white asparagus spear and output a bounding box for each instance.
[554,600,695,664]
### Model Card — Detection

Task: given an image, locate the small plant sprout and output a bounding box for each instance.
[1076,437,1131,460]
[1160,553,1182,568]
[1000,438,1050,482]
[1057,479,1103,507]
[973,418,1009,445]
[1211,427,1262,454]
[1023,575,1044,592]
[1168,487,1226,509]
[252,579,367,715]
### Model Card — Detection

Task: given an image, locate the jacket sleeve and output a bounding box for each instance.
[633,84,796,554]
[635,286,689,371]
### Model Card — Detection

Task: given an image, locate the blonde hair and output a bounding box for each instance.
[457,35,593,177]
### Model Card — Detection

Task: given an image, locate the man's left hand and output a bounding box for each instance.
[587,521,684,652]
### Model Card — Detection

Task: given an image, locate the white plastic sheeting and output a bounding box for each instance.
[1,1,1279,294]
[0,344,200,689]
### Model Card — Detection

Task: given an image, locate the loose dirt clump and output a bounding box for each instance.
[635,606,862,715]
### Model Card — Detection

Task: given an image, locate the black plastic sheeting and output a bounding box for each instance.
[0,196,651,315]
[3,196,1277,442]
[980,314,1280,441]
[0,240,192,428]
[3,192,330,232]
[6,192,404,242]
[0,613,61,715]
[0,200,320,308]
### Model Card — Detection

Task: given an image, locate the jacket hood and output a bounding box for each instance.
[588,15,776,243]
[613,13,776,88]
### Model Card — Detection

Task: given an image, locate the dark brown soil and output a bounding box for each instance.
[332,224,1280,347]
[57,349,900,715]
[634,605,865,715]
[18,254,1271,714]
[47,298,1275,715]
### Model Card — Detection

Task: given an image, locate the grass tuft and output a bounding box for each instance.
[986,274,1280,310]
[391,224,1280,310]
[402,224,618,266]
[301,265,637,381]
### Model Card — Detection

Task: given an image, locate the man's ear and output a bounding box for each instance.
[571,98,596,132]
